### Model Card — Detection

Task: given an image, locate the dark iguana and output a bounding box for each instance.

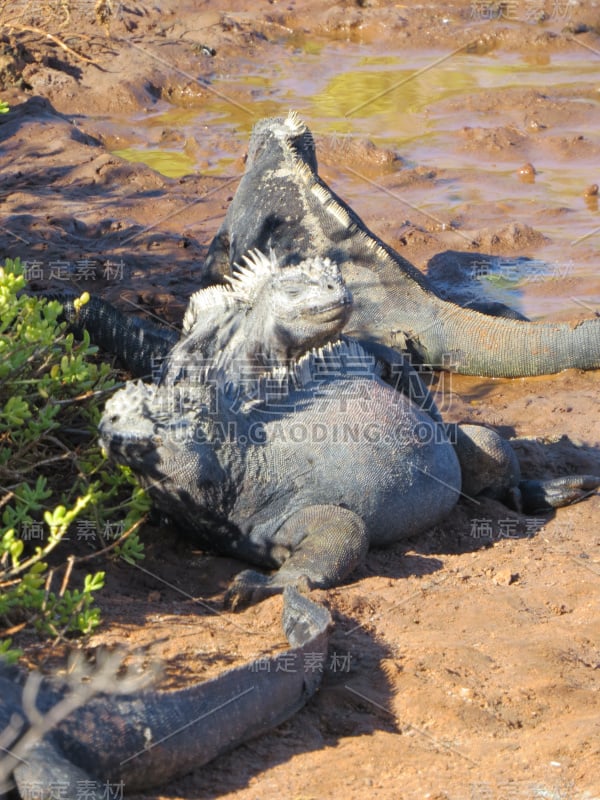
[99,339,463,607]
[203,111,600,378]
[0,588,330,798]
[57,246,596,513]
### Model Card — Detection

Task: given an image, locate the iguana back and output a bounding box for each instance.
[204,112,600,378]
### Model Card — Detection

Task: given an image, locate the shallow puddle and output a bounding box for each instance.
[108,41,600,318]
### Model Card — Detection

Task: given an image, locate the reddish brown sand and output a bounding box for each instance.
[0,1,598,798]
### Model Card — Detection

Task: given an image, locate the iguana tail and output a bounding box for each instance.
[7,590,330,795]
[47,293,178,379]
[402,298,600,377]
[518,475,600,513]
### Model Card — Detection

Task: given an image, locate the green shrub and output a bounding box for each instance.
[0,258,150,661]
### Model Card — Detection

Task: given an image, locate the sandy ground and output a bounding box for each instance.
[0,1,599,798]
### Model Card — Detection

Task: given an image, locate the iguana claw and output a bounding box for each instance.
[224,570,311,611]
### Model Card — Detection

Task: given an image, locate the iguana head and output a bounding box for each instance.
[99,379,238,522]
[233,249,353,360]
[183,249,352,365]
[247,111,318,173]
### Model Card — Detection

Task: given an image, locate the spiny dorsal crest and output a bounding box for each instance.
[285,110,308,136]
[225,249,278,304]
[182,250,276,333]
[310,182,353,228]
[289,339,382,388]
[288,147,354,231]
[230,339,380,412]
[278,111,317,170]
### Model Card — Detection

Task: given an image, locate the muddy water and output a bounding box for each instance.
[106,42,599,319]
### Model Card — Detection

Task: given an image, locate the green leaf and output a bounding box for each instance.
[0,257,148,650]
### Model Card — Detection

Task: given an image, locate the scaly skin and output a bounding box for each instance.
[99,339,463,607]
[203,112,600,378]
[99,334,598,608]
[162,243,598,512]
[48,292,178,379]
[0,589,330,797]
[51,252,597,518]
[50,248,598,517]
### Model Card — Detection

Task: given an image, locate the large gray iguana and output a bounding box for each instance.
[0,588,330,798]
[99,338,462,608]
[203,111,600,378]
[58,245,596,515]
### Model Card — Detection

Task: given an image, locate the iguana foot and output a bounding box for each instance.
[519,475,600,513]
[224,570,312,611]
[225,505,369,610]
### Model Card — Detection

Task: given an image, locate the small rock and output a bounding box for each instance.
[548,603,570,616]
[493,568,519,586]
[562,22,590,35]
[517,163,536,183]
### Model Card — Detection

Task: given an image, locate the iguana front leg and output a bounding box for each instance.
[225,505,369,610]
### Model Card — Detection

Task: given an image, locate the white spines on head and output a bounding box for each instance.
[289,255,347,295]
[226,249,278,304]
[284,110,308,136]
[182,284,238,335]
[182,249,277,334]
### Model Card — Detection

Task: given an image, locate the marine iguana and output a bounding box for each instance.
[0,588,330,798]
[203,111,600,378]
[160,248,352,384]
[99,326,600,611]
[99,338,463,607]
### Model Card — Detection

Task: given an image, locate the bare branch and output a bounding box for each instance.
[0,649,158,786]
